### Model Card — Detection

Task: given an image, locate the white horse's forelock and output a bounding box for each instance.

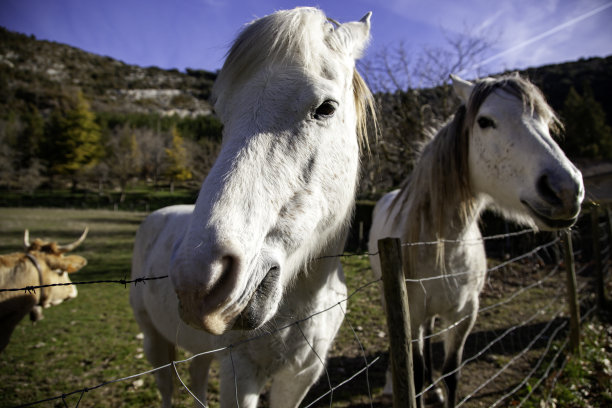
[213,7,375,150]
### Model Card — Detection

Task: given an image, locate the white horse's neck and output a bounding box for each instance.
[395,109,482,247]
[398,176,485,243]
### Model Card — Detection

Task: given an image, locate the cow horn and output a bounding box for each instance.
[24,229,31,250]
[58,227,89,253]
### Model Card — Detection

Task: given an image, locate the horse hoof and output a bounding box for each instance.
[425,387,445,406]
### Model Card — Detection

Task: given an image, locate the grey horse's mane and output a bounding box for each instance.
[392,74,561,268]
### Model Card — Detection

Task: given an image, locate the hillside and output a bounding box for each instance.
[0,26,610,200]
[522,56,612,123]
[0,27,216,118]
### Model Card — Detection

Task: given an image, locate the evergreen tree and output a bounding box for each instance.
[18,106,44,168]
[43,89,102,188]
[165,126,192,193]
[561,84,612,160]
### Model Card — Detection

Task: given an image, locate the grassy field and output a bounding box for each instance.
[0,208,609,407]
[0,208,161,407]
[0,208,389,407]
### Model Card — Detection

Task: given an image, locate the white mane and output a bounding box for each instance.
[213,7,375,149]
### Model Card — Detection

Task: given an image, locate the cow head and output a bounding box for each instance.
[24,228,88,310]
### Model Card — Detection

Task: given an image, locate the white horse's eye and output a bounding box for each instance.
[477,116,496,129]
[314,100,337,119]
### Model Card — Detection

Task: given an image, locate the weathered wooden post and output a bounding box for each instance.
[378,238,417,408]
[561,229,581,355]
[590,203,607,310]
[606,205,612,250]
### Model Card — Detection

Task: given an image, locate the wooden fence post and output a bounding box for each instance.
[606,205,612,251]
[378,238,417,408]
[561,229,581,355]
[590,204,606,310]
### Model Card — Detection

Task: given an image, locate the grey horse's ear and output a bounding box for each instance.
[332,12,372,59]
[450,74,473,104]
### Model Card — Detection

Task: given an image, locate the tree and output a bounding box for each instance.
[561,84,612,160]
[164,127,192,192]
[358,25,495,198]
[42,89,102,189]
[0,122,16,189]
[12,107,45,193]
[17,107,44,169]
[137,128,167,189]
[104,124,141,201]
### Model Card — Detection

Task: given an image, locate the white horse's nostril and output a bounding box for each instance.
[206,253,241,301]
[536,173,563,208]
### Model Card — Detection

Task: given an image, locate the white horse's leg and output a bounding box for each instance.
[441,300,478,408]
[269,360,325,408]
[131,295,176,408]
[382,366,393,395]
[218,353,266,408]
[412,331,426,408]
[142,327,176,408]
[424,318,445,405]
[189,354,213,407]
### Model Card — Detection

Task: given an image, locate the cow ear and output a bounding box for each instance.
[48,255,87,273]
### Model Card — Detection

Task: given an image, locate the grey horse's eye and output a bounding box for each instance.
[314,100,337,119]
[477,116,496,129]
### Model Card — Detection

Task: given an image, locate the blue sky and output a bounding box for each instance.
[1,0,611,79]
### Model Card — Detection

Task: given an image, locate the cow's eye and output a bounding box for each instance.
[477,116,496,129]
[314,100,337,119]
[53,269,66,276]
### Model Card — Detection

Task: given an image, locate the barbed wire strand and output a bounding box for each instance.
[14,344,228,408]
[296,321,334,408]
[418,284,565,399]
[455,299,566,407]
[402,236,559,285]
[337,302,374,408]
[0,229,549,294]
[418,269,555,346]
[229,346,239,408]
[489,319,569,407]
[302,356,382,408]
[38,230,559,408]
[8,225,601,407]
[516,303,598,408]
[11,275,382,408]
[417,252,561,345]
[0,275,169,294]
[172,361,207,408]
[455,280,592,407]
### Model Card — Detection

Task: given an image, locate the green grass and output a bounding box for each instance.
[0,208,388,407]
[519,318,612,408]
[1,208,610,407]
[0,208,163,407]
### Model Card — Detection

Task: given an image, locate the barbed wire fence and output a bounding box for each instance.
[2,203,610,408]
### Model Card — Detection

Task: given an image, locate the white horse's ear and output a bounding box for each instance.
[333,12,372,59]
[450,74,473,104]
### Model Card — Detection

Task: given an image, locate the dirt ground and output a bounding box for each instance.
[301,252,605,408]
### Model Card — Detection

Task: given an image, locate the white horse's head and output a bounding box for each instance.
[171,8,373,334]
[451,74,584,230]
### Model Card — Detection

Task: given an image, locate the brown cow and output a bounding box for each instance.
[0,228,88,353]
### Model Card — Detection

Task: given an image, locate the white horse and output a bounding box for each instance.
[130,7,375,408]
[368,74,584,407]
